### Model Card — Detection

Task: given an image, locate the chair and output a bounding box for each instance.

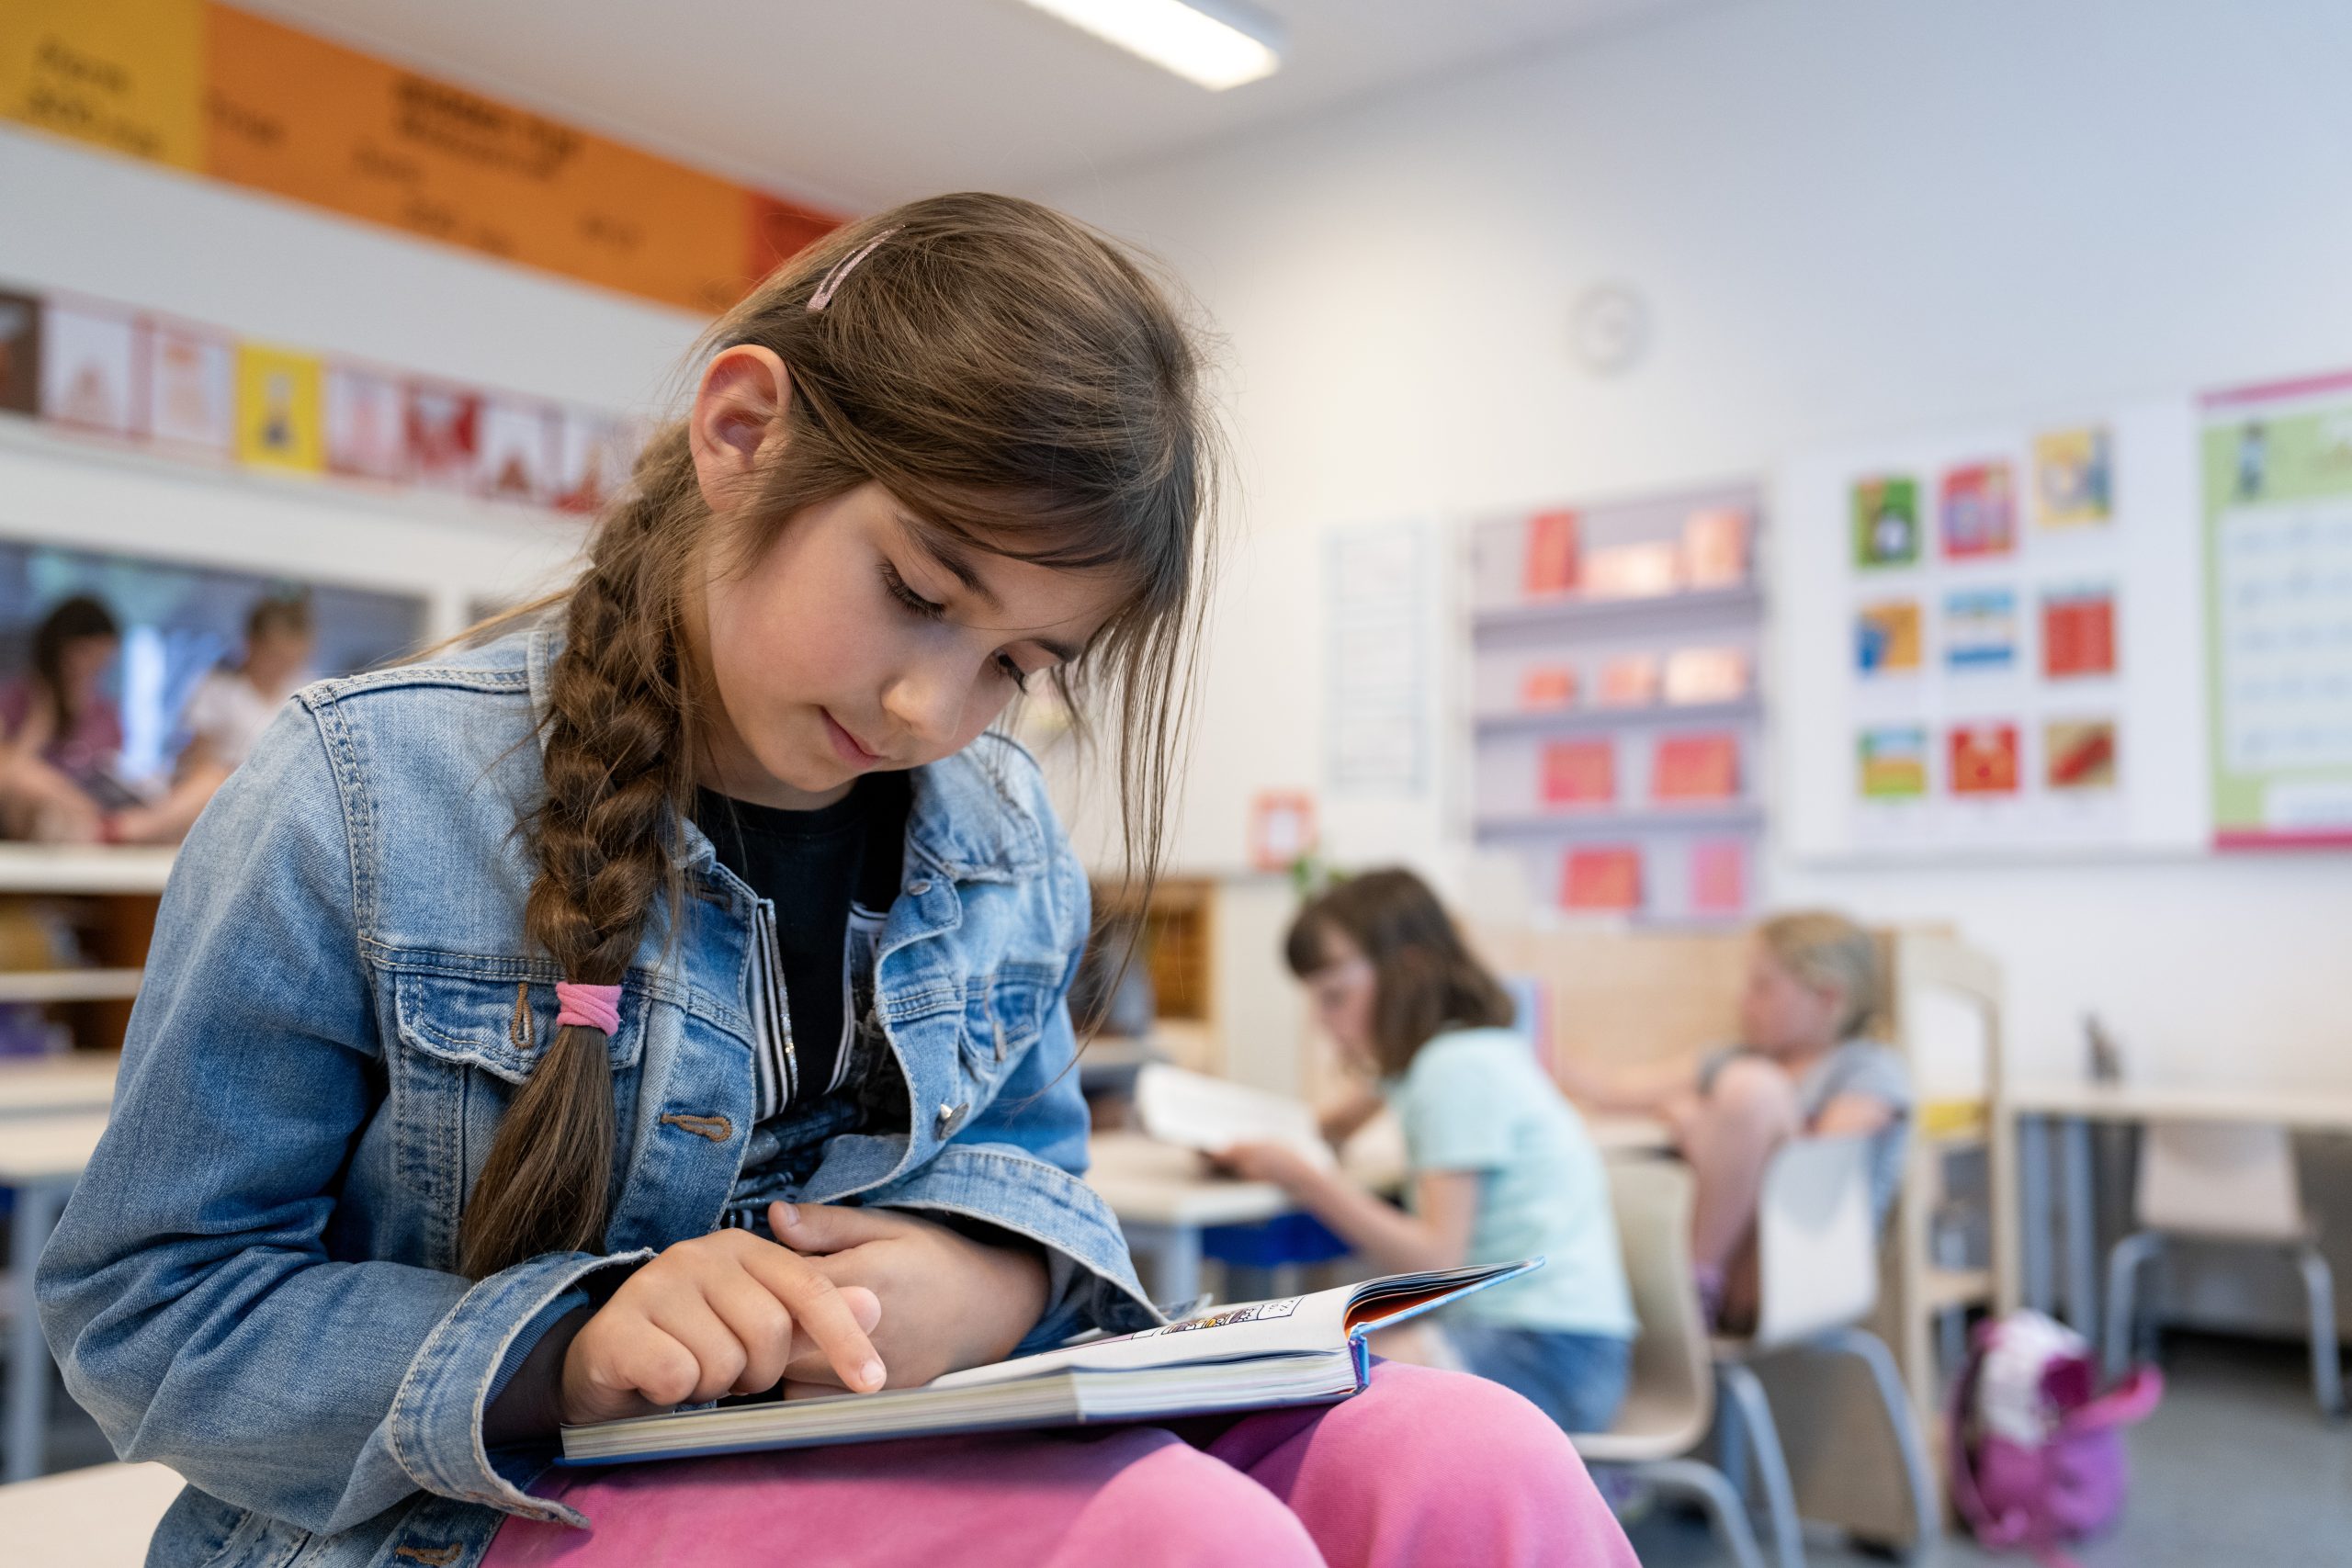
[2103,1120,2342,1418]
[1713,1135,1940,1568]
[1574,1156,1766,1568]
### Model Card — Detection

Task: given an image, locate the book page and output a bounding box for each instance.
[932,1286,1355,1391]
[1134,1064,1336,1168]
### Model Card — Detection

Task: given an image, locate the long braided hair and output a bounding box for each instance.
[458,194,1218,1277]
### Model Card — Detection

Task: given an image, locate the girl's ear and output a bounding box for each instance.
[688,344,793,516]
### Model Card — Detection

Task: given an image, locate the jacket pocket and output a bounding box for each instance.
[391,968,645,1084]
[960,959,1062,1083]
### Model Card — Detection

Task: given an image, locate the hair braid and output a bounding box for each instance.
[458,470,695,1277]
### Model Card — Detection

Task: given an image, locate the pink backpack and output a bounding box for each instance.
[1947,1311,2163,1568]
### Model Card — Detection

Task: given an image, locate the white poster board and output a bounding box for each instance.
[1780,400,2208,862]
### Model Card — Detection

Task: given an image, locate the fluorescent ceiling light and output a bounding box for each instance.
[1016,0,1284,91]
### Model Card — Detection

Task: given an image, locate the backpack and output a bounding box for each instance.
[1947,1309,2163,1568]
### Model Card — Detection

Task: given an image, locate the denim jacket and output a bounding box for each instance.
[38,622,1160,1568]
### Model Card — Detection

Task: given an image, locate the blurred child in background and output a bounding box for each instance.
[1219,867,1636,1436]
[1562,909,1910,1331]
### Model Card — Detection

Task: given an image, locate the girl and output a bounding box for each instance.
[0,593,130,841]
[1218,868,1637,1438]
[1562,909,1911,1331]
[178,592,317,777]
[40,197,1635,1568]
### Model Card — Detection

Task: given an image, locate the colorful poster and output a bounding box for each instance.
[2045,719,2119,791]
[1652,733,1739,802]
[1522,510,1579,596]
[1518,665,1577,711]
[144,320,234,454]
[325,365,410,480]
[2041,585,2117,679]
[0,0,205,170]
[0,290,40,415]
[1541,739,1616,807]
[1663,647,1748,705]
[1855,600,1921,674]
[234,343,322,471]
[407,384,481,490]
[1561,846,1642,912]
[1852,475,1921,569]
[1595,654,1661,708]
[553,409,636,514]
[1681,506,1749,587]
[2202,373,2352,847]
[1949,723,2021,795]
[476,398,555,504]
[1688,840,1747,915]
[40,301,141,434]
[1858,727,1928,800]
[1940,460,2016,558]
[2033,425,2113,529]
[1943,587,2018,671]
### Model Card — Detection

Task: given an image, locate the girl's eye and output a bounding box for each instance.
[879,563,945,620]
[997,653,1031,693]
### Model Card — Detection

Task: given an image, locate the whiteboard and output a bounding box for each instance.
[1778,399,2209,863]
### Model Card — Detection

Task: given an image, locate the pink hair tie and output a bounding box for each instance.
[554,981,623,1037]
[807,226,901,311]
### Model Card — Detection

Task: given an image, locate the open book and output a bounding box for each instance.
[560,1259,1540,1465]
[1133,1062,1337,1169]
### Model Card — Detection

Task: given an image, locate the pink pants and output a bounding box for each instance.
[484,1361,1637,1568]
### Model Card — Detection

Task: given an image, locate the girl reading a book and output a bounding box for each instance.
[40,197,1634,1568]
[1559,909,1911,1330]
[1218,868,1638,1437]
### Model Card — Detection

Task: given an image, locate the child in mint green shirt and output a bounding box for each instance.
[1215,868,1634,1435]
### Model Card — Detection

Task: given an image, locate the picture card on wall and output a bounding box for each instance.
[1855,600,1922,674]
[1689,840,1747,915]
[1851,475,1921,569]
[408,384,481,490]
[1663,647,1749,705]
[1561,846,1642,912]
[1858,727,1928,800]
[40,301,141,435]
[477,398,556,504]
[235,344,324,472]
[1949,722,2021,795]
[1582,541,1681,600]
[144,321,235,456]
[1519,665,1578,710]
[1540,738,1616,807]
[1939,460,2016,558]
[2033,425,2113,529]
[1652,732,1740,803]
[1943,587,2018,671]
[1596,654,1662,707]
[1681,506,1750,588]
[1522,510,1580,597]
[326,366,410,480]
[0,290,37,415]
[2042,585,2118,678]
[2045,718,2118,790]
[554,410,637,514]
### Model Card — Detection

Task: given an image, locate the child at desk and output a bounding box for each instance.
[1216,868,1636,1436]
[1560,910,1912,1332]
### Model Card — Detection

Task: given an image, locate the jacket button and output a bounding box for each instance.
[936,1100,967,1134]
[908,879,933,896]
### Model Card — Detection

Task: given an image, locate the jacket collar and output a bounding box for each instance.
[525,615,1046,887]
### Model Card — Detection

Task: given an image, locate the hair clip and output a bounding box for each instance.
[807,226,903,311]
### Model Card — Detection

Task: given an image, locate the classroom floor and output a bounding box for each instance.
[35,1333,2352,1562]
[1623,1332,2352,1568]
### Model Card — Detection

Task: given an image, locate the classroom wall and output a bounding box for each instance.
[1038,0,2352,1099]
[0,122,711,629]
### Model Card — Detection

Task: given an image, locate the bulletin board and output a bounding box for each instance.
[2200,372,2352,848]
[1780,400,2209,862]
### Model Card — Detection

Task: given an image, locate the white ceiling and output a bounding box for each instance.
[237,0,1731,212]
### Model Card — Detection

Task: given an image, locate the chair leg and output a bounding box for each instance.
[1635,1457,1769,1568]
[1819,1326,1942,1566]
[2103,1231,2165,1380]
[1717,1359,1806,1568]
[2295,1244,2344,1420]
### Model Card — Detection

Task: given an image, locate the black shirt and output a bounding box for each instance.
[694,771,910,1109]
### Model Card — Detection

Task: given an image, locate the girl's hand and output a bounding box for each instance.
[1209,1140,1321,1192]
[772,1201,1048,1391]
[560,1228,887,1426]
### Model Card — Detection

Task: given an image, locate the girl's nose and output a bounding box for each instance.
[882,656,967,750]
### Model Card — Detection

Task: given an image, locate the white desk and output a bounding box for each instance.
[2007,1080,2352,1337]
[0,1055,119,1120]
[1588,1113,1674,1156]
[2,1112,109,1483]
[0,1461,182,1566]
[1085,1132,1298,1303]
